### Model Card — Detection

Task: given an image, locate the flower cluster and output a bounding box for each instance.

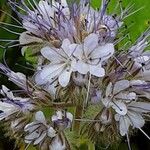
[0,0,150,149]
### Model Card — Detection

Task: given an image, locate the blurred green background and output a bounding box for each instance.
[0,0,150,149]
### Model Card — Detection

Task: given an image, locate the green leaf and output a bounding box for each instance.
[24,47,38,65]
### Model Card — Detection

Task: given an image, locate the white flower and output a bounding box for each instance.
[0,86,33,120]
[102,80,150,136]
[23,0,53,34]
[79,1,122,39]
[73,33,114,77]
[128,30,150,81]
[24,111,56,145]
[102,80,136,115]
[129,36,149,58]
[22,0,70,37]
[52,110,73,129]
[115,101,150,136]
[35,38,76,87]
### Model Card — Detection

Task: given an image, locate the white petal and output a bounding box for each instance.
[35,111,46,123]
[1,85,14,99]
[118,116,131,136]
[38,0,50,12]
[113,80,130,94]
[69,44,79,58]
[47,127,56,138]
[92,43,114,60]
[35,71,45,85]
[73,45,83,59]
[51,115,58,122]
[0,102,17,120]
[115,92,136,101]
[23,22,39,35]
[111,101,127,115]
[25,132,39,140]
[106,82,113,97]
[128,102,150,113]
[0,101,15,110]
[56,111,63,120]
[58,67,72,87]
[89,65,105,77]
[38,0,54,18]
[66,112,73,122]
[41,46,62,62]
[19,31,43,45]
[33,132,46,145]
[36,64,64,83]
[128,111,145,128]
[74,60,89,74]
[24,122,40,132]
[8,72,26,88]
[61,39,72,56]
[84,33,98,54]
[130,80,146,86]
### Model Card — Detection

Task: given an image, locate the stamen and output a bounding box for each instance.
[139,128,150,140]
[113,56,132,76]
[126,133,132,150]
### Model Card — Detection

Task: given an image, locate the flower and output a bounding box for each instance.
[128,29,150,80]
[78,0,122,41]
[102,80,150,136]
[129,29,150,58]
[35,38,76,87]
[1,0,150,149]
[0,64,27,90]
[21,0,69,38]
[0,85,33,120]
[52,110,73,130]
[24,111,56,145]
[115,101,150,136]
[73,33,114,77]
[102,80,136,115]
[0,101,18,121]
